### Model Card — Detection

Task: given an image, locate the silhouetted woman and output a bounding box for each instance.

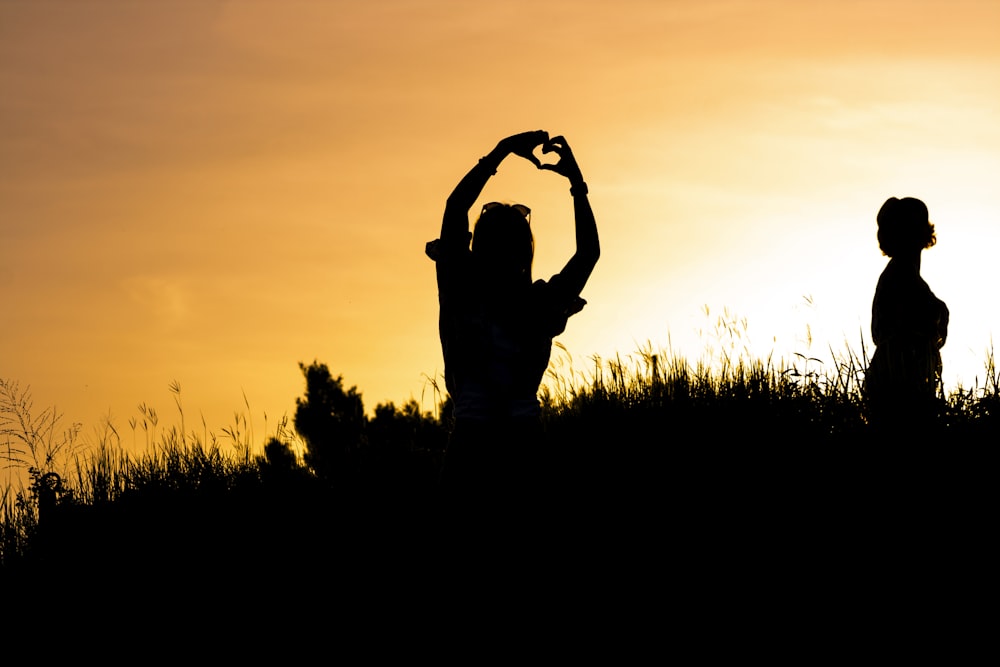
[426,131,599,498]
[865,197,949,436]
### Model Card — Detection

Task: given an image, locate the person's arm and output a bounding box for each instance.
[934,296,949,348]
[440,131,549,249]
[540,136,600,296]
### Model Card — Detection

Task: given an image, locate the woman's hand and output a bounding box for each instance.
[442,130,549,244]
[498,130,549,168]
[539,135,584,185]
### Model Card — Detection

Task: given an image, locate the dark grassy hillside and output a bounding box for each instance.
[2,351,995,593]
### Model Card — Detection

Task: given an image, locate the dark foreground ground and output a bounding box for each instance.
[5,436,991,605]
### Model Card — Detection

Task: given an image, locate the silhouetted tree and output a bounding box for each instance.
[293,361,365,483]
[366,399,448,488]
[262,436,298,471]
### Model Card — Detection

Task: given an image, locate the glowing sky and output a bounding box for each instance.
[3,0,999,448]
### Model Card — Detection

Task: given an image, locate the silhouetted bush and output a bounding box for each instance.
[3,347,996,580]
[293,361,366,484]
[263,436,298,472]
[366,399,447,489]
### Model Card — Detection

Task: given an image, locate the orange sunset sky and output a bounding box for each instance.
[2,1,999,450]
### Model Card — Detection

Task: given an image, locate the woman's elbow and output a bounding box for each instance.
[587,244,601,265]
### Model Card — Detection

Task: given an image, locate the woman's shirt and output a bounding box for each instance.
[427,237,585,421]
[871,258,948,351]
[869,257,949,396]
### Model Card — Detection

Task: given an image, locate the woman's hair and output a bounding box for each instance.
[471,203,534,275]
[876,197,936,257]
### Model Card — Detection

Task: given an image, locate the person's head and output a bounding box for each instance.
[876,197,936,257]
[472,202,534,282]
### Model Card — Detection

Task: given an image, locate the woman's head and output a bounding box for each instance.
[472,202,534,280]
[877,197,936,257]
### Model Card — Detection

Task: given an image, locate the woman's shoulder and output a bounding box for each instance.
[426,233,472,263]
[531,276,587,320]
[876,260,928,294]
[530,275,567,301]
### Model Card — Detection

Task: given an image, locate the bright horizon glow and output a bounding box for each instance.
[2,1,999,453]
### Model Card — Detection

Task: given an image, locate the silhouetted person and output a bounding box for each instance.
[865,197,949,438]
[426,131,599,504]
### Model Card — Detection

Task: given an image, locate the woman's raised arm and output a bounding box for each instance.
[540,136,600,296]
[441,131,549,247]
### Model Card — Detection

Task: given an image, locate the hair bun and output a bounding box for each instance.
[877,197,901,226]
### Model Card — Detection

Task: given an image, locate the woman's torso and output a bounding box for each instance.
[869,259,948,396]
[435,250,580,421]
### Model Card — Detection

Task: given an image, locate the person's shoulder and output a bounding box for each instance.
[426,233,472,263]
[534,273,572,294]
[532,277,586,318]
[876,260,917,291]
[530,276,565,301]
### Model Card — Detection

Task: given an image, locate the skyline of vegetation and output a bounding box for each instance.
[4,333,997,573]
